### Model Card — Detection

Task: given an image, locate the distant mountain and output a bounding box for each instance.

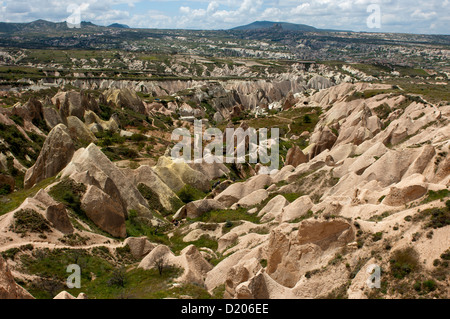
[0,19,99,33]
[108,23,130,29]
[231,21,318,32]
[0,19,131,33]
[230,21,347,32]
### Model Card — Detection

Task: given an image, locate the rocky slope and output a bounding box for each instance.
[0,78,448,299]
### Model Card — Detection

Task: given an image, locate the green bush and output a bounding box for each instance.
[390,247,420,279]
[10,114,24,126]
[11,209,51,234]
[0,123,42,166]
[303,114,312,123]
[440,249,450,261]
[414,280,437,294]
[416,206,450,229]
[130,133,147,142]
[101,146,139,161]
[125,210,170,244]
[373,103,391,120]
[137,183,166,215]
[1,247,20,260]
[49,178,86,217]
[177,184,206,204]
[107,268,126,287]
[282,193,301,202]
[372,232,383,242]
[0,184,12,195]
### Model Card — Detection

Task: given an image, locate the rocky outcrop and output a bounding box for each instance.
[307,75,333,90]
[53,90,99,121]
[234,189,269,208]
[174,199,226,220]
[53,291,87,299]
[277,195,314,223]
[189,161,230,181]
[11,97,43,123]
[105,88,146,114]
[84,110,119,133]
[66,116,97,144]
[138,245,212,286]
[61,143,149,215]
[382,174,428,206]
[81,185,127,238]
[214,174,272,207]
[0,256,34,299]
[132,165,181,212]
[266,219,354,288]
[24,124,76,189]
[224,257,262,298]
[285,145,308,167]
[152,156,210,193]
[308,126,338,159]
[361,145,435,188]
[235,269,295,299]
[124,237,156,259]
[45,203,74,235]
[258,195,289,222]
[43,106,63,129]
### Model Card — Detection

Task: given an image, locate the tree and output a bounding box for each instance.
[154,257,166,276]
[107,267,126,287]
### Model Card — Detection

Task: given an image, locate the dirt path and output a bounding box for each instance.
[0,241,125,253]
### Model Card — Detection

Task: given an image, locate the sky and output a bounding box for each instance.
[0,0,449,34]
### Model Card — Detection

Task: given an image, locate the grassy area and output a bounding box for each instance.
[48,178,116,238]
[70,267,212,299]
[20,247,115,299]
[169,231,218,255]
[187,207,260,224]
[125,210,171,244]
[11,209,51,235]
[19,245,212,299]
[385,79,450,104]
[176,184,207,204]
[137,183,166,215]
[421,189,450,204]
[0,123,44,167]
[415,204,450,229]
[0,176,57,216]
[48,178,86,216]
[18,243,214,299]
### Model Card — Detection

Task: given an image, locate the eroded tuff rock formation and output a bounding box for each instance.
[0,79,448,300]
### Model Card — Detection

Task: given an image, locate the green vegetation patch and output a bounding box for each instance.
[389,247,420,279]
[10,209,51,234]
[0,123,44,167]
[422,189,450,204]
[169,232,218,255]
[0,176,56,216]
[125,210,170,244]
[188,207,260,224]
[137,183,166,215]
[176,184,206,204]
[373,103,391,120]
[414,201,450,229]
[48,178,86,217]
[20,247,115,299]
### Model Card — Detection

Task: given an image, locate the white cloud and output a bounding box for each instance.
[411,9,437,20]
[207,1,219,12]
[0,0,447,34]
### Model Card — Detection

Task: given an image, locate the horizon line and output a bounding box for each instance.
[0,19,449,36]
